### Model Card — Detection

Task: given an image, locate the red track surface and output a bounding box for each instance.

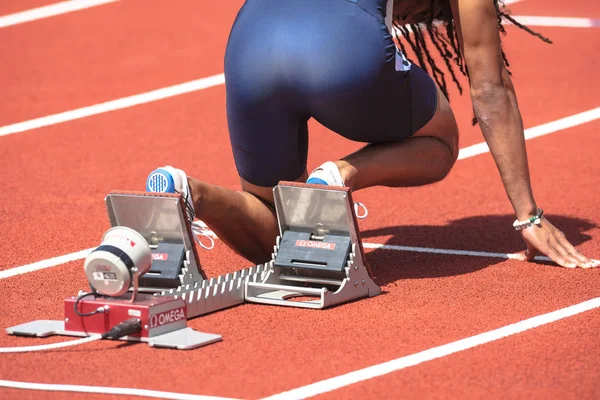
[1,0,599,399]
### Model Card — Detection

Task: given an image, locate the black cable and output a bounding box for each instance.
[74,292,103,317]
[101,319,142,339]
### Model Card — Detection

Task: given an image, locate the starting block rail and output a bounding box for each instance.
[6,182,380,350]
[158,264,269,318]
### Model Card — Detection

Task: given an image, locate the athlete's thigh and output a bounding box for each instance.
[225,0,312,192]
[301,0,439,144]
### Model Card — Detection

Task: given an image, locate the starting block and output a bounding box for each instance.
[6,191,231,350]
[6,182,380,350]
[245,182,380,308]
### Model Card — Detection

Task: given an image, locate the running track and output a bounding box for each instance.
[1,0,599,399]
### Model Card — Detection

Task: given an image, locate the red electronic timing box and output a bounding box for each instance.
[64,293,187,338]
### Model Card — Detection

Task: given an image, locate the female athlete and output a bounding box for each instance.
[146,0,596,269]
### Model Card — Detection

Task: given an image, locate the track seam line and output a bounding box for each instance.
[0,0,119,28]
[510,16,600,28]
[0,74,225,137]
[457,107,600,159]
[0,379,240,400]
[0,248,95,279]
[363,243,549,261]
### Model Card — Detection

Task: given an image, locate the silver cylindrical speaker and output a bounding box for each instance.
[83,226,152,297]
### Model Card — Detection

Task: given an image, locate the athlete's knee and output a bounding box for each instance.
[414,113,459,183]
[443,120,460,162]
[239,168,308,206]
[428,136,457,183]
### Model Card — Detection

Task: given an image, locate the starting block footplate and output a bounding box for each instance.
[245,182,381,309]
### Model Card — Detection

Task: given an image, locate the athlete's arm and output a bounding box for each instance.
[449,0,594,268]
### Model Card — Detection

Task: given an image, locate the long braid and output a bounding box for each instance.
[395,23,429,74]
[427,23,463,97]
[391,0,552,124]
[415,23,448,95]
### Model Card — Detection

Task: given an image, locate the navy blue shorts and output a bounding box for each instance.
[224,0,438,187]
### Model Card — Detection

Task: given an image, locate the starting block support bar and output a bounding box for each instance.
[158,264,268,318]
[245,182,381,309]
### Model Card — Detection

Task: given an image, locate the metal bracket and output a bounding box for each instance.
[245,183,381,309]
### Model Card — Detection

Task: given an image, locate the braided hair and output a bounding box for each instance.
[392,1,551,122]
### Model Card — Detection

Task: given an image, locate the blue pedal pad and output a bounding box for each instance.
[306,177,329,186]
[146,168,175,193]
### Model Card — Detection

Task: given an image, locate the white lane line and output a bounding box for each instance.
[0,248,94,279]
[0,59,596,138]
[458,107,600,160]
[3,241,598,281]
[0,379,239,400]
[363,242,550,261]
[364,243,599,267]
[261,296,600,400]
[511,16,600,28]
[0,74,225,137]
[0,0,119,29]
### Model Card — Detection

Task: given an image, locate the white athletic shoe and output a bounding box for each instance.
[146,166,214,250]
[306,161,345,187]
[306,161,368,219]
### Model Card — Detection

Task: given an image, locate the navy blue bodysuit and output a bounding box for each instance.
[224,0,438,187]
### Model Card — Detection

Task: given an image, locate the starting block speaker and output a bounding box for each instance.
[245,182,381,309]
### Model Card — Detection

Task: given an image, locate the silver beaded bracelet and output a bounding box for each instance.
[513,208,544,231]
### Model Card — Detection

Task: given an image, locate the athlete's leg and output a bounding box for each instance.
[177,1,313,264]
[302,0,459,192]
[185,172,307,265]
[335,85,459,191]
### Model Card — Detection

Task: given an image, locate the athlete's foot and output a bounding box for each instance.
[306,161,368,219]
[146,166,214,249]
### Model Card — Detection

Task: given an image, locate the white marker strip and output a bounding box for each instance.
[261,296,600,400]
[0,0,119,29]
[0,379,239,400]
[0,74,225,137]
[511,16,600,28]
[363,243,600,266]
[458,107,600,160]
[362,242,550,261]
[0,248,94,279]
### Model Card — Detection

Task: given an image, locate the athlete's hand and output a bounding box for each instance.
[514,218,598,268]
